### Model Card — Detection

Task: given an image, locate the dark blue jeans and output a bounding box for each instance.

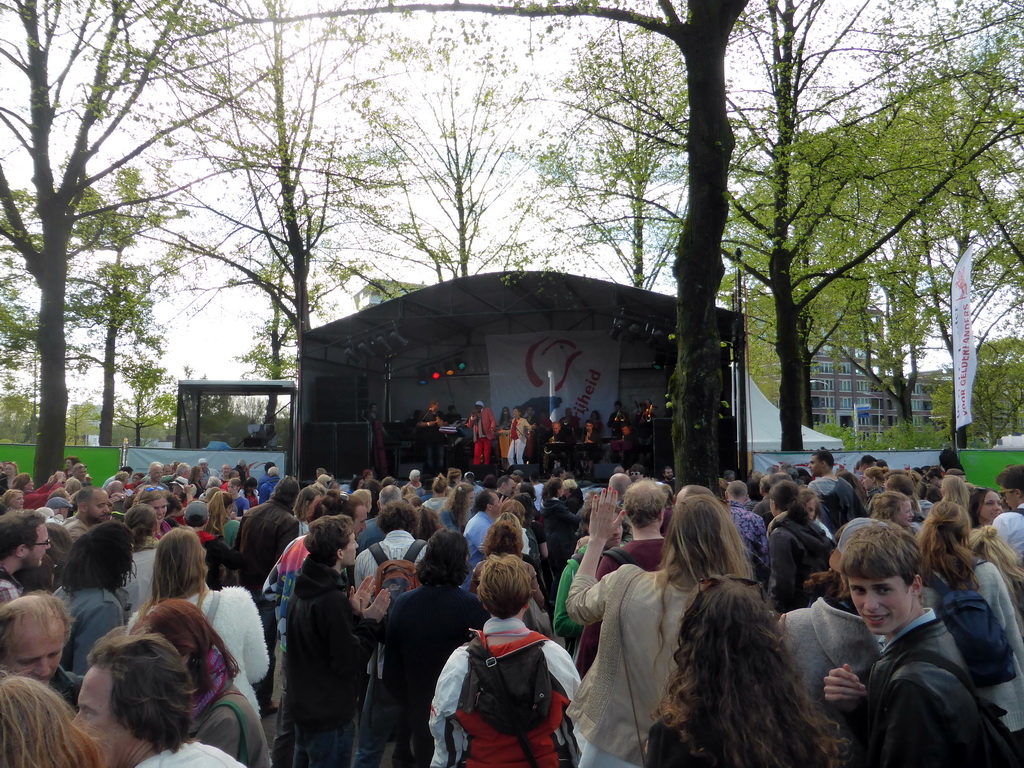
[255,598,277,713]
[294,720,355,768]
[353,675,404,768]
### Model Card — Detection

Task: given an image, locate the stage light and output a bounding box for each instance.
[389,330,409,349]
[432,371,442,380]
[357,341,372,357]
[417,368,428,385]
[455,358,467,371]
[652,353,668,370]
[444,361,455,376]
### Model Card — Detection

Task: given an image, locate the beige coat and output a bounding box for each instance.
[566,565,693,766]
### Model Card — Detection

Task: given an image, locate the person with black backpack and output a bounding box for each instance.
[430,554,580,768]
[825,523,1022,768]
[918,501,1024,744]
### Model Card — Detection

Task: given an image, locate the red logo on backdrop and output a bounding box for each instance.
[525,337,583,390]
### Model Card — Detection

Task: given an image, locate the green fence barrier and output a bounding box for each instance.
[959,450,1024,489]
[0,445,124,485]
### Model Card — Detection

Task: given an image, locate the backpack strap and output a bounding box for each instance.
[602,547,638,568]
[210,697,249,766]
[369,542,388,566]
[468,636,543,768]
[904,649,977,694]
[205,591,222,625]
[404,539,427,562]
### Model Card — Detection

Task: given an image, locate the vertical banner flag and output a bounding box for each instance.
[485,332,620,422]
[952,245,977,429]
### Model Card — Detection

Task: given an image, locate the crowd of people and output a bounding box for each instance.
[2,449,1024,768]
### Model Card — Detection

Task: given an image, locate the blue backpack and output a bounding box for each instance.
[931,570,1017,688]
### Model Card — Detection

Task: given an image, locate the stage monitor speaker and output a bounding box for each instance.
[397,462,423,480]
[592,463,618,483]
[652,418,673,473]
[507,463,540,479]
[717,417,739,475]
[314,377,359,422]
[468,464,499,480]
[301,422,337,483]
[334,422,371,477]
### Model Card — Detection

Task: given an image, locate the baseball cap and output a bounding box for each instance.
[475,400,485,407]
[185,501,209,526]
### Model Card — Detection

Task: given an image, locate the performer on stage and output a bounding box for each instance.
[416,399,447,474]
[507,407,529,466]
[609,401,629,440]
[466,400,497,466]
[366,402,388,478]
[496,407,512,468]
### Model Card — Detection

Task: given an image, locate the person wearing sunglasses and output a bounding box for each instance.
[566,488,751,768]
[647,577,839,768]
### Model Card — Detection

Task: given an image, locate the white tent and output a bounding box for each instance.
[742,375,844,452]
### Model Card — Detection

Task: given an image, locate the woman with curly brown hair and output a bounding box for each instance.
[647,577,840,768]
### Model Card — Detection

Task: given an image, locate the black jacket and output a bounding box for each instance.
[542,497,580,574]
[861,618,979,768]
[767,517,831,613]
[234,498,300,596]
[286,557,381,732]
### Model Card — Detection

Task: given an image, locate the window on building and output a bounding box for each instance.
[857,381,870,392]
[838,362,852,375]
[815,361,834,374]
[839,397,853,409]
[913,415,924,426]
[816,379,834,391]
[839,379,852,392]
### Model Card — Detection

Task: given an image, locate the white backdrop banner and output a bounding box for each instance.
[126,448,287,480]
[486,331,620,421]
[952,245,977,429]
[752,450,942,474]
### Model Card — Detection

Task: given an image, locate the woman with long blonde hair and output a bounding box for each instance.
[567,490,751,768]
[131,527,268,713]
[970,525,1024,634]
[206,489,241,547]
[130,487,175,537]
[441,482,475,532]
[0,675,104,768]
[919,500,1024,736]
[291,484,325,535]
[940,474,971,510]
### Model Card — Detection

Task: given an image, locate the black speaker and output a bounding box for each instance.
[314,377,360,422]
[652,418,674,473]
[301,422,337,482]
[592,463,618,483]
[335,422,370,477]
[507,463,540,479]
[397,462,423,480]
[469,464,498,480]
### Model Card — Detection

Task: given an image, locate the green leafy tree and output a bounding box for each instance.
[115,362,177,446]
[540,25,687,289]
[220,0,750,487]
[0,0,236,480]
[931,338,1024,446]
[353,24,545,281]
[66,403,101,446]
[726,0,1022,449]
